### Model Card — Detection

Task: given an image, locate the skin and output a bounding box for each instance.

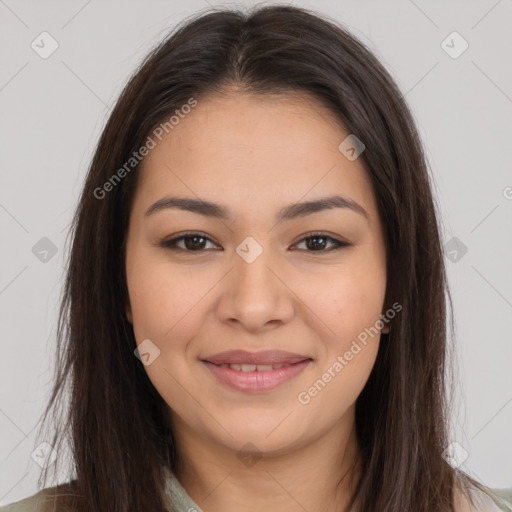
[124,88,390,512]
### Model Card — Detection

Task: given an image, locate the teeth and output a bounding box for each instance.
[221,363,292,371]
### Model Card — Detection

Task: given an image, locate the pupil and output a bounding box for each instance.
[185,236,205,250]
[308,236,326,250]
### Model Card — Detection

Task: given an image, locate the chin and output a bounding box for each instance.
[226,433,302,459]
[214,417,308,454]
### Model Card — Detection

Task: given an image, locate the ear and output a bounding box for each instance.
[126,301,133,324]
[381,324,390,334]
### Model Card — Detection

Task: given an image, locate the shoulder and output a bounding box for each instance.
[454,483,512,512]
[489,488,512,511]
[0,482,78,512]
[0,489,47,512]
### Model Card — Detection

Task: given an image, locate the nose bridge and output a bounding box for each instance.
[232,234,280,302]
[217,235,294,330]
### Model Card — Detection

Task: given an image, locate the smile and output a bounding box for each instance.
[201,359,311,392]
[218,363,293,371]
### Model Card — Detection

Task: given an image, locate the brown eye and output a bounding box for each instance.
[160,232,218,252]
[159,231,351,254]
[293,233,351,252]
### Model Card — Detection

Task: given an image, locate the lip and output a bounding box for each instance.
[200,350,312,392]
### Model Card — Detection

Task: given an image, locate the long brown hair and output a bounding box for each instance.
[36,4,488,511]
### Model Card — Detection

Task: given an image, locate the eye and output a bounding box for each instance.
[159,231,351,253]
[292,232,351,252]
[159,232,219,252]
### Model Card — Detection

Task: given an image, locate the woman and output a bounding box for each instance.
[2,5,511,512]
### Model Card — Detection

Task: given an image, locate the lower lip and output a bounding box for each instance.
[202,360,311,392]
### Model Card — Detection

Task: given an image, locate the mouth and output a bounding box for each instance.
[212,362,302,371]
[200,350,312,392]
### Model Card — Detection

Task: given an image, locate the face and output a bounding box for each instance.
[124,90,388,457]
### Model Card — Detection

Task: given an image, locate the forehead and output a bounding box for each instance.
[132,91,378,225]
[146,90,347,162]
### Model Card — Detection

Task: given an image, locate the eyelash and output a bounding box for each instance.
[159,231,351,254]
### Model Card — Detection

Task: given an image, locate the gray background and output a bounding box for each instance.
[1,0,511,504]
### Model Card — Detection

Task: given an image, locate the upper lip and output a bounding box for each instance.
[202,350,311,365]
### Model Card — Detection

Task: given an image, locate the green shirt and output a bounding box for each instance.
[1,469,510,511]
[0,469,202,512]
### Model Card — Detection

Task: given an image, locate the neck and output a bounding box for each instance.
[171,407,362,512]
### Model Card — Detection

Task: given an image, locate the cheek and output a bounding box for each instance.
[126,256,206,410]
[302,269,385,394]
[296,338,379,431]
[296,272,385,416]
[126,251,205,341]
[304,265,386,339]
[323,288,382,387]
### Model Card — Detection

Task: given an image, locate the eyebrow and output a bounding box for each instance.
[144,194,368,222]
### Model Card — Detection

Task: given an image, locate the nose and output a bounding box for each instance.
[216,244,295,333]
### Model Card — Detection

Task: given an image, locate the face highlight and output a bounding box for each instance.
[124,91,388,458]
